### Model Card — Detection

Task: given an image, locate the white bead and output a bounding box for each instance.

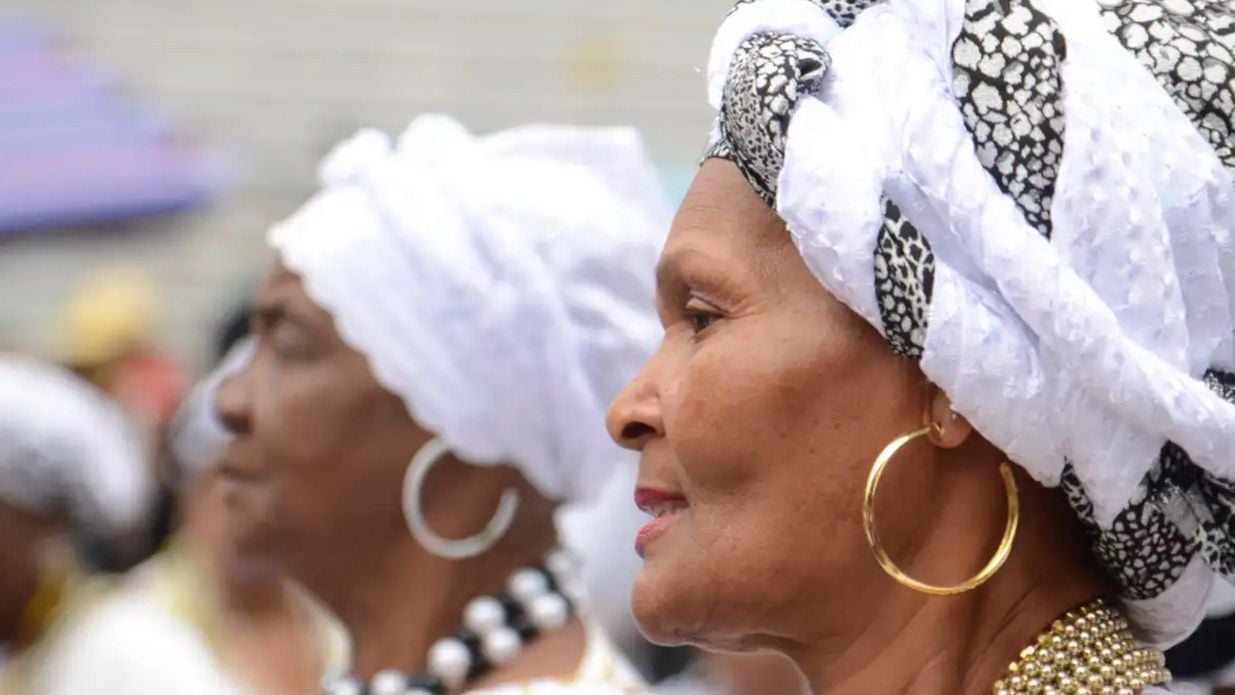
[427,637,471,690]
[508,568,549,603]
[323,676,364,695]
[545,549,577,579]
[482,626,522,665]
[463,596,506,635]
[560,577,586,605]
[529,593,570,631]
[370,670,407,695]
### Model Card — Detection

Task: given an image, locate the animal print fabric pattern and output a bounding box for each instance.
[1061,369,1235,600]
[714,32,831,207]
[708,1,936,357]
[874,199,935,358]
[727,0,883,27]
[952,0,1067,239]
[1098,0,1235,172]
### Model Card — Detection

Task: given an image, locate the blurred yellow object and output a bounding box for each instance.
[58,269,159,368]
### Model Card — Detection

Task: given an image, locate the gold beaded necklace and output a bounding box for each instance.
[993,599,1170,695]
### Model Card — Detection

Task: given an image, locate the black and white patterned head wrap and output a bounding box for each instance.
[704,0,1235,647]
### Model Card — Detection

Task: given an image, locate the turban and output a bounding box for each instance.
[0,356,152,533]
[705,0,1235,645]
[268,114,670,503]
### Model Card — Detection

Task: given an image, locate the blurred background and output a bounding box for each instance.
[0,0,724,368]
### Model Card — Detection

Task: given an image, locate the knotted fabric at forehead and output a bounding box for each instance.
[703,0,1235,646]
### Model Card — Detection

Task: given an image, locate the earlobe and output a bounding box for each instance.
[925,386,972,449]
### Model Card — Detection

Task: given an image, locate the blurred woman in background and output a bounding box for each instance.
[0,355,152,694]
[216,114,669,695]
[36,334,344,695]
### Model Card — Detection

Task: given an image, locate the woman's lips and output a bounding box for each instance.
[220,452,266,485]
[635,488,688,557]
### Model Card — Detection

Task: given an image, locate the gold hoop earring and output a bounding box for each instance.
[862,426,1019,596]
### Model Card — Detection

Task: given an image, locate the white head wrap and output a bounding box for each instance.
[704,0,1235,644]
[0,356,152,532]
[268,114,669,503]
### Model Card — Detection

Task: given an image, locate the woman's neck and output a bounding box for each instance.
[307,531,559,681]
[790,555,1107,694]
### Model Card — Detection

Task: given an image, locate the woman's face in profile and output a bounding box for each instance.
[215,263,417,576]
[608,160,930,653]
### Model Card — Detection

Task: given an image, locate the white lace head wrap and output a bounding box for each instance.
[704,0,1235,645]
[268,114,669,504]
[0,356,152,533]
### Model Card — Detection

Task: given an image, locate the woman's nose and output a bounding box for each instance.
[214,359,254,437]
[606,359,664,451]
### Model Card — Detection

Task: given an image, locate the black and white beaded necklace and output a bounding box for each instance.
[321,550,581,695]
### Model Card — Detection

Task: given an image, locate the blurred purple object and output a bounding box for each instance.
[0,17,221,235]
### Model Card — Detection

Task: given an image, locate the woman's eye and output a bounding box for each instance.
[683,299,722,334]
[269,327,315,361]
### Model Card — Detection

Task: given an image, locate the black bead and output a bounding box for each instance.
[466,656,493,682]
[455,628,481,654]
[512,615,540,642]
[498,593,526,622]
[405,673,446,695]
[533,564,560,593]
[454,628,492,681]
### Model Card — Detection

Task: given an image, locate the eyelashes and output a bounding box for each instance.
[682,296,724,336]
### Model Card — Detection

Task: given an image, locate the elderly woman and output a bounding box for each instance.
[606,1,1235,693]
[0,356,152,693]
[216,115,668,695]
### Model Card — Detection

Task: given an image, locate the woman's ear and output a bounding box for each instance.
[925,386,972,449]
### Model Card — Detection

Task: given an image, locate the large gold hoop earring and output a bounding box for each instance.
[862,425,1019,596]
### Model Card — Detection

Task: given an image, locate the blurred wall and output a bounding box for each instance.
[0,0,728,366]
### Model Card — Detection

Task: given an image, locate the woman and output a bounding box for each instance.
[38,337,345,695]
[0,355,152,693]
[216,115,669,694]
[606,0,1235,693]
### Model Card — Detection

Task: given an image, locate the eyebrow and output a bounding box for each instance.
[656,245,701,289]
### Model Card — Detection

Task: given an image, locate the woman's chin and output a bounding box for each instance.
[631,561,696,646]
